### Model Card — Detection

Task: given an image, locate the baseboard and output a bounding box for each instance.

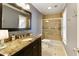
[62,41,68,56]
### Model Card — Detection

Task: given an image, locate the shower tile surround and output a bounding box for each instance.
[42,13,62,40]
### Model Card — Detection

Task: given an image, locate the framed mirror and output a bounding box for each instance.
[0,3,31,31]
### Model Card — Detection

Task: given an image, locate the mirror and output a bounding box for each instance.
[1,3,31,31]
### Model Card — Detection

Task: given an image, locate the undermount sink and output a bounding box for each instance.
[22,38,33,42]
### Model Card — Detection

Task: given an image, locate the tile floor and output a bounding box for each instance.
[42,39,67,56]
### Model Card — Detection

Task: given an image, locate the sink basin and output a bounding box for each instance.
[22,38,33,42]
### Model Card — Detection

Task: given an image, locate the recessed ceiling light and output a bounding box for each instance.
[48,7,52,10]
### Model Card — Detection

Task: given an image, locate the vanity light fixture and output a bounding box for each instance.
[48,6,52,10]
[25,4,30,10]
[16,3,30,10]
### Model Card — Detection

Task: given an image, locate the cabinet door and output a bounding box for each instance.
[12,37,41,56]
[23,43,33,56]
[32,37,41,56]
[13,43,33,56]
[32,44,39,56]
[38,38,41,56]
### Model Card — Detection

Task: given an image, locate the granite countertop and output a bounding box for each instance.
[0,34,41,56]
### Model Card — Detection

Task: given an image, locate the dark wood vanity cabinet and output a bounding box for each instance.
[32,37,41,56]
[13,37,41,56]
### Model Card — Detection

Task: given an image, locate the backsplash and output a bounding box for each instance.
[9,30,30,35]
[4,30,31,43]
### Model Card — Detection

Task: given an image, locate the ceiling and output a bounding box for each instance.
[31,3,66,15]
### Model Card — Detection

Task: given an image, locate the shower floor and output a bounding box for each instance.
[42,39,67,56]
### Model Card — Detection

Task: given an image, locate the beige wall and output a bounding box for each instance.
[77,4,79,55]
[42,13,62,40]
[65,3,77,56]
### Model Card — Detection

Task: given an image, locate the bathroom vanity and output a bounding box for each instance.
[0,3,41,56]
[0,35,41,56]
